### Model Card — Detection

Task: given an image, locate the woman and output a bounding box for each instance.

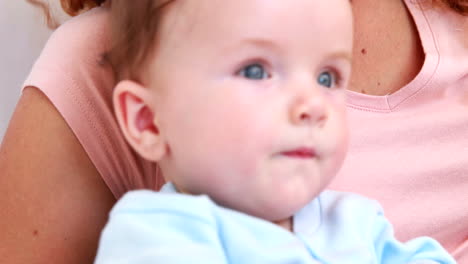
[0,0,467,263]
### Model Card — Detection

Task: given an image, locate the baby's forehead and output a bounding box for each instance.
[160,0,352,44]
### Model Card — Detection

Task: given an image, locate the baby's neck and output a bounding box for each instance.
[273,217,293,232]
[171,182,295,232]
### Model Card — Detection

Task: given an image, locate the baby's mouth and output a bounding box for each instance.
[280,147,317,159]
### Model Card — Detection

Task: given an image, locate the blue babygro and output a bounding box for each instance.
[94,183,456,264]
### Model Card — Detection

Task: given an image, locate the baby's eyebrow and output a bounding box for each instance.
[223,37,283,55]
[327,51,352,62]
[241,38,279,49]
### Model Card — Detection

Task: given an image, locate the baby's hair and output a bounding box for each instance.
[107,0,175,83]
[438,0,468,15]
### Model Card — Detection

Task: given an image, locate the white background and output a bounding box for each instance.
[0,0,69,142]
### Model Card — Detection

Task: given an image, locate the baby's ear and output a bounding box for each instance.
[113,80,167,162]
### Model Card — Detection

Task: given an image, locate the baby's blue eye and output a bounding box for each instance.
[238,64,269,80]
[317,71,336,88]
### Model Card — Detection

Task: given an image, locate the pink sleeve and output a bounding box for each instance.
[22,7,164,199]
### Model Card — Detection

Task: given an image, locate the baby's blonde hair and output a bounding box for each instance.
[107,0,175,82]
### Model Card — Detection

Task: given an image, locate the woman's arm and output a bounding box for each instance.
[0,87,116,264]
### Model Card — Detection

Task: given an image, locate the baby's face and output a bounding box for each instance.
[149,0,353,221]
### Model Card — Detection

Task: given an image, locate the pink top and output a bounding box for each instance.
[331,0,468,261]
[24,1,467,262]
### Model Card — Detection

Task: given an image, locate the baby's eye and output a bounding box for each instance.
[238,64,270,80]
[317,71,337,88]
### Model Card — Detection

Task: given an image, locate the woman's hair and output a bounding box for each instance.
[27,0,105,28]
[60,0,106,16]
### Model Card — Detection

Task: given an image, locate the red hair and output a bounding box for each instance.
[60,0,106,16]
[26,0,105,28]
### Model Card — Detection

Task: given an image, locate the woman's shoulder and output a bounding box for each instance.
[55,6,110,47]
[35,7,111,71]
[25,6,114,100]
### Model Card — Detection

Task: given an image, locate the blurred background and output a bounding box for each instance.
[0,0,69,141]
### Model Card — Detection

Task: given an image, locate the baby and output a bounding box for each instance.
[94,0,456,263]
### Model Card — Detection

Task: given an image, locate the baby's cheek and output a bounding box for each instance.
[322,111,349,174]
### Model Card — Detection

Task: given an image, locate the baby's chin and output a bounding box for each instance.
[248,207,300,224]
[253,202,308,222]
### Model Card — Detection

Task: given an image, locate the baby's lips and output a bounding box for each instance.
[280,147,317,158]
